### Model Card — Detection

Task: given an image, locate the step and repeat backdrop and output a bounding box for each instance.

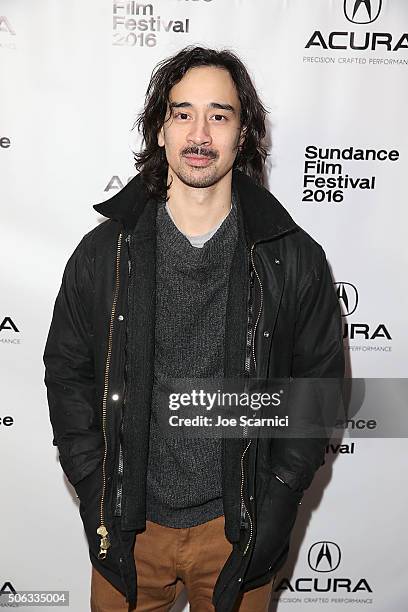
[1,0,407,610]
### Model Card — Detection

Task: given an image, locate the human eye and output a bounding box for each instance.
[211,114,227,122]
[174,111,191,120]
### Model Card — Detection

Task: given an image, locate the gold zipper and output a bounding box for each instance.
[97,231,123,560]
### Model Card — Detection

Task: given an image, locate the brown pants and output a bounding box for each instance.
[90,515,274,611]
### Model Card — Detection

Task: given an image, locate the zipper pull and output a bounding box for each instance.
[273,472,292,490]
[97,524,111,559]
[240,501,248,529]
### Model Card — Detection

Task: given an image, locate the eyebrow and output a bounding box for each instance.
[169,101,236,114]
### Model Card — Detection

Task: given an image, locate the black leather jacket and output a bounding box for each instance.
[43,169,344,611]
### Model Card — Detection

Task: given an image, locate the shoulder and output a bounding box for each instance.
[287,225,326,262]
[60,219,120,292]
[72,218,120,261]
[258,211,328,276]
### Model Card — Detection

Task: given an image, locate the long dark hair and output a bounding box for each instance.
[133,45,268,201]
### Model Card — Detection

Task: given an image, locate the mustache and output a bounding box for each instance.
[182,146,218,159]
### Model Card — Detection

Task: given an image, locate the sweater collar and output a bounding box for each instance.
[93,168,299,244]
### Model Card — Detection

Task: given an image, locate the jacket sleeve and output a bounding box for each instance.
[43,236,103,487]
[292,244,344,379]
[271,244,345,492]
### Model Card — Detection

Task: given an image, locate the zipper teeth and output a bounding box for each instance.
[114,234,132,517]
[244,269,254,376]
[243,252,255,437]
[98,231,123,558]
[241,439,253,556]
[240,244,257,557]
[240,243,263,556]
[250,243,263,373]
[114,440,123,516]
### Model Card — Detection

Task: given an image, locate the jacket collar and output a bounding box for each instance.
[93,168,299,244]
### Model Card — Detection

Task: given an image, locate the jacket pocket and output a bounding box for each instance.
[75,461,105,559]
[74,462,124,580]
[243,471,303,590]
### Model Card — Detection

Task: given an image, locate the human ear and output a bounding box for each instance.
[158,125,165,147]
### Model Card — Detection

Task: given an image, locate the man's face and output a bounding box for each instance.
[158,65,244,189]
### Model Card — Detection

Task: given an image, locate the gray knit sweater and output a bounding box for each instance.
[145,196,238,527]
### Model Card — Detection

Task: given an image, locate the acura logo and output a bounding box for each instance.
[308,541,341,573]
[0,16,16,35]
[344,0,383,24]
[335,282,358,317]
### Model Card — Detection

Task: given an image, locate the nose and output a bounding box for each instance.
[187,115,212,147]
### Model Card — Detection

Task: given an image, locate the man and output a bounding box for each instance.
[43,46,344,612]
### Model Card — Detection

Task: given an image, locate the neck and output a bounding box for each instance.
[165,168,232,236]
